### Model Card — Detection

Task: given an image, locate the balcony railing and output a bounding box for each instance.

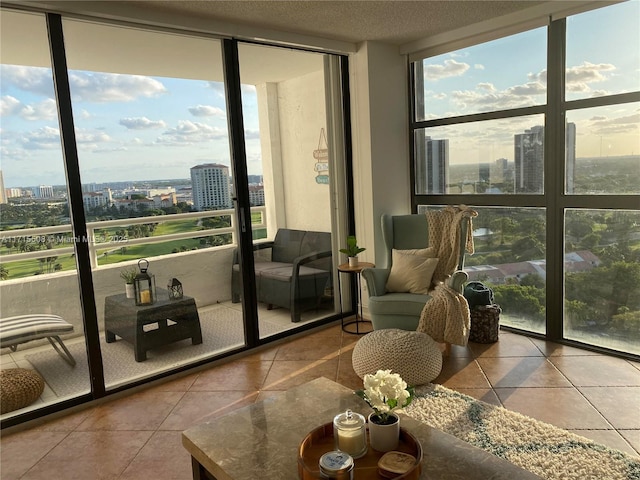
[0,206,266,270]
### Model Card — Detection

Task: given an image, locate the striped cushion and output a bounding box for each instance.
[0,315,74,348]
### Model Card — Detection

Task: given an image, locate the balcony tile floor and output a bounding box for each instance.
[1,325,639,480]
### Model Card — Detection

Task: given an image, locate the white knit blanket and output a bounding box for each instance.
[417,283,470,345]
[416,205,477,346]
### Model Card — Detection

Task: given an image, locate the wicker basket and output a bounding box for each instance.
[0,368,45,414]
[469,305,501,343]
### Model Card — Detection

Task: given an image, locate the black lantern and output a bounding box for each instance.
[134,259,156,306]
[167,278,183,300]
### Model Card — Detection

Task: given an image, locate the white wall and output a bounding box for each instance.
[349,41,411,268]
[277,69,332,233]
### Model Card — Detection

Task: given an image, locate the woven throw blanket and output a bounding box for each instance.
[417,283,470,346]
[417,205,477,346]
[425,205,477,283]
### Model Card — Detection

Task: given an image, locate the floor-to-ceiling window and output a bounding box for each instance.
[0,10,92,413]
[411,1,639,356]
[0,7,350,427]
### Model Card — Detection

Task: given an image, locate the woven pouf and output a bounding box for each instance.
[0,368,45,414]
[352,329,442,386]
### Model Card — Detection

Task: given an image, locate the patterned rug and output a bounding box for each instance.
[403,384,640,480]
[25,305,283,398]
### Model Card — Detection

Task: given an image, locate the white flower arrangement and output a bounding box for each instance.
[355,369,414,424]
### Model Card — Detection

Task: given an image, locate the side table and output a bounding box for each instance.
[338,262,374,334]
[104,289,202,362]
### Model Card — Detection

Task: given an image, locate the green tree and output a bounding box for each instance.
[520,273,544,289]
[511,236,544,262]
[493,284,545,321]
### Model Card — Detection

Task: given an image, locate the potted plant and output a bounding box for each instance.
[355,369,414,452]
[120,267,137,298]
[339,235,366,267]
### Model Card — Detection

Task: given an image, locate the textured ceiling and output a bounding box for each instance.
[113,0,546,45]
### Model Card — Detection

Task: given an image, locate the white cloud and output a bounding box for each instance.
[244,129,260,140]
[92,146,128,154]
[75,131,111,144]
[156,120,227,145]
[449,80,545,111]
[19,98,58,121]
[207,82,225,98]
[1,66,55,97]
[188,105,225,117]
[67,72,167,103]
[20,126,61,150]
[0,96,56,120]
[474,64,485,70]
[119,117,167,130]
[530,62,616,94]
[589,112,640,135]
[424,59,470,80]
[477,83,496,92]
[1,95,22,116]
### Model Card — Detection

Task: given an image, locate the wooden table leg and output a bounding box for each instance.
[191,457,217,480]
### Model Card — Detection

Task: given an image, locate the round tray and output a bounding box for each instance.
[298,422,422,479]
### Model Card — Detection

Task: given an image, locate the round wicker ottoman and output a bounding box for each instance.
[352,329,442,386]
[0,368,45,414]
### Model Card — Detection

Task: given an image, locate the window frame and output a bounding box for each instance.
[409,12,640,357]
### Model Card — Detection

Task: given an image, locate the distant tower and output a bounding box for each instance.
[514,126,544,193]
[190,163,232,211]
[478,163,490,184]
[0,170,6,204]
[416,136,449,194]
[35,185,54,198]
[565,122,577,193]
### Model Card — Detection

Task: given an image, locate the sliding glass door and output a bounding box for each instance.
[0,10,91,414]
[235,42,343,339]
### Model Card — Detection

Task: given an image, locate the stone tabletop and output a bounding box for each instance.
[182,377,541,480]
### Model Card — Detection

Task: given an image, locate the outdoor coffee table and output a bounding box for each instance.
[104,289,202,362]
[182,377,541,479]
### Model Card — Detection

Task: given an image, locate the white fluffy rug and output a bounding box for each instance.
[404,384,640,480]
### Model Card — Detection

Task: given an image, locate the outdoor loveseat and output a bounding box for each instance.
[231,228,333,322]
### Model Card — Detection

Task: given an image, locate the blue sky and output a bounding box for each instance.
[1,2,638,188]
[421,1,639,163]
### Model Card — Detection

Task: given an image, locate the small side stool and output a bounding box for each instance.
[352,328,443,386]
[0,368,45,414]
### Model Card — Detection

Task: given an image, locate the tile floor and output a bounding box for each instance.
[1,324,639,480]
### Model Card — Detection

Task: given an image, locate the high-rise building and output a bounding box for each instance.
[478,163,491,184]
[190,163,232,211]
[565,122,577,193]
[416,135,449,194]
[6,188,22,198]
[514,125,544,193]
[35,185,54,198]
[82,189,113,209]
[248,185,265,206]
[0,170,6,204]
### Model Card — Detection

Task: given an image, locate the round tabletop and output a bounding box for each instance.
[337,262,375,273]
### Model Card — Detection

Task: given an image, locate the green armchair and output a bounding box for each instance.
[361,213,469,331]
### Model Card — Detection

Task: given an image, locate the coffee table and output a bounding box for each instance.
[104,289,202,362]
[182,377,541,479]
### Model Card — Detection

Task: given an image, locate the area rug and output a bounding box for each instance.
[403,384,640,480]
[25,305,283,398]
